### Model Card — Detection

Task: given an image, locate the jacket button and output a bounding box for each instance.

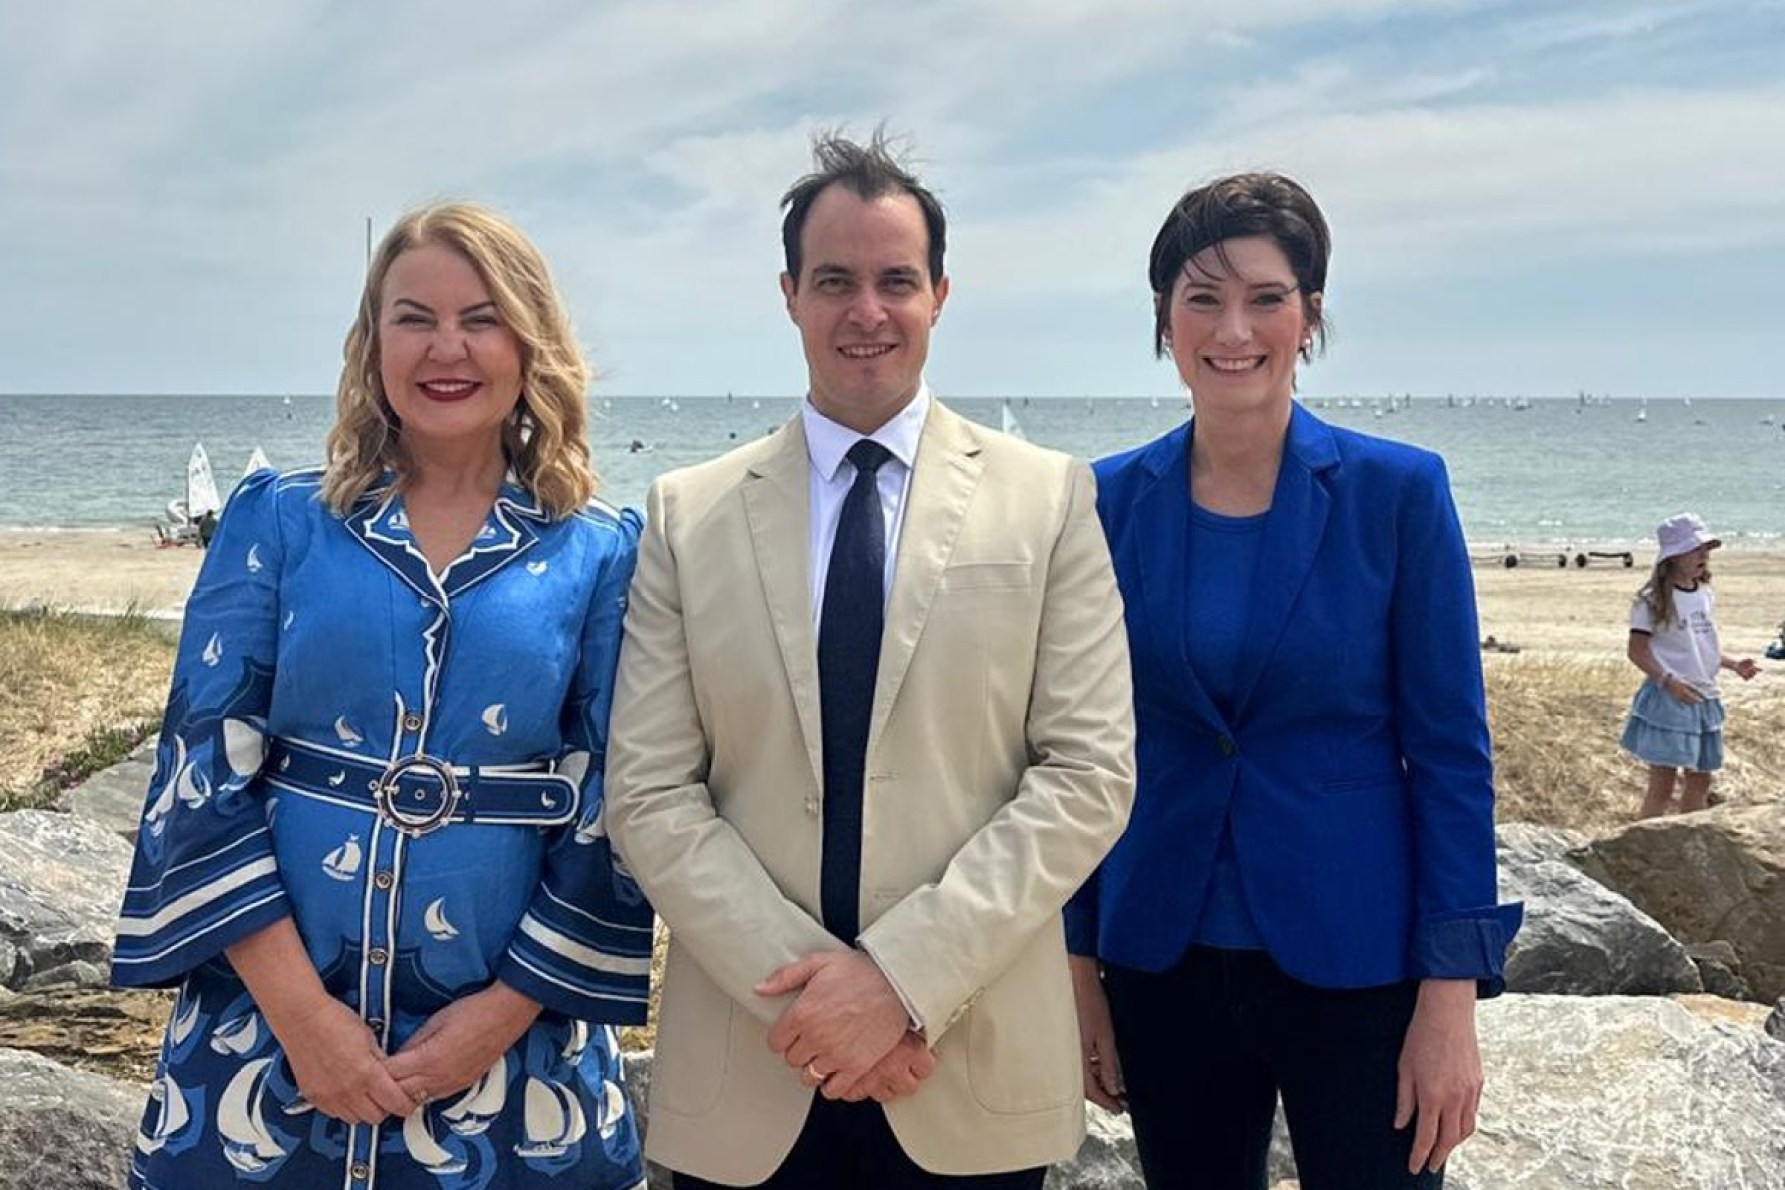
[804,799,819,817]
[402,713,423,732]
[1218,736,1237,757]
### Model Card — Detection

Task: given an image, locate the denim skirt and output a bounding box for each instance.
[1620,679,1725,771]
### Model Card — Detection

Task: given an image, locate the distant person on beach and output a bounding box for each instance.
[1067,172,1521,1188]
[1621,513,1759,818]
[111,203,651,1189]
[604,129,1135,1189]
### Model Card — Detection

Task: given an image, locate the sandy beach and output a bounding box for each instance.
[2,528,1783,666]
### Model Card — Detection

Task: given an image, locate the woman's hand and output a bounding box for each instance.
[1069,955,1127,1113]
[384,982,542,1110]
[226,918,414,1124]
[1395,978,1481,1174]
[279,996,417,1124]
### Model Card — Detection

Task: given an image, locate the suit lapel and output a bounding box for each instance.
[741,420,826,793]
[1134,424,1226,732]
[869,402,982,754]
[1231,404,1337,718]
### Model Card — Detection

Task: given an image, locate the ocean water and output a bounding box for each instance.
[1,393,1782,549]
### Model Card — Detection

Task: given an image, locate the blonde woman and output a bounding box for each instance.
[114,204,651,1189]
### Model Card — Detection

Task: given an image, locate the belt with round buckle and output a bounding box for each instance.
[373,755,463,836]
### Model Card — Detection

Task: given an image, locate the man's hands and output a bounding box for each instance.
[1395,978,1482,1175]
[757,949,933,1102]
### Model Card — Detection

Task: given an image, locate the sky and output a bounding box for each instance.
[3,0,1782,400]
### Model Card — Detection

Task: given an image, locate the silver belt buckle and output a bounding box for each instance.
[373,755,463,836]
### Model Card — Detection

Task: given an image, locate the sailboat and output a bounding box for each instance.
[243,446,272,477]
[157,443,223,546]
[516,1078,586,1158]
[999,400,1027,442]
[218,1058,290,1174]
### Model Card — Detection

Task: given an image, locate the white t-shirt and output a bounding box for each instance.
[1631,584,1722,696]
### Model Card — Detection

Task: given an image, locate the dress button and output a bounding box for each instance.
[368,948,389,966]
[351,1161,371,1181]
[373,871,395,890]
[366,1018,386,1032]
[1218,736,1237,757]
[402,713,423,732]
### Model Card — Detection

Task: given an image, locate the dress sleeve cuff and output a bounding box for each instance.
[1409,902,1524,997]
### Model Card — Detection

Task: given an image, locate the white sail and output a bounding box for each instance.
[442,1055,508,1136]
[322,834,363,881]
[218,1058,287,1173]
[404,1109,469,1174]
[482,704,508,736]
[169,991,202,1048]
[243,446,272,477]
[187,443,223,519]
[999,400,1027,442]
[595,1078,627,1140]
[136,1076,192,1155]
[424,897,461,941]
[222,718,265,777]
[516,1078,586,1158]
[210,1011,260,1056]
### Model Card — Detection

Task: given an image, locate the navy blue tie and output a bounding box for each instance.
[818,439,892,943]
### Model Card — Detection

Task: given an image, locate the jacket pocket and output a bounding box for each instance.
[940,561,1033,591]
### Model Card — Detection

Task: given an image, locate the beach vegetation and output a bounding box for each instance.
[0,605,172,811]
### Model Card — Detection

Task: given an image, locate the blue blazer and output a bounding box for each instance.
[1065,405,1520,990]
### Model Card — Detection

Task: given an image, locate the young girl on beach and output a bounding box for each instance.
[1621,513,1759,818]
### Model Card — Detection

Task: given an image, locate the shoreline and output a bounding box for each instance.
[3,531,1783,663]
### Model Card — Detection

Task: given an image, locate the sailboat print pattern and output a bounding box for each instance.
[114,468,652,1189]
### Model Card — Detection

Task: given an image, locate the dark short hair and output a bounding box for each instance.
[780,128,947,287]
[1149,172,1331,359]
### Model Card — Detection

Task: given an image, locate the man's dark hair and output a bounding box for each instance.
[780,127,947,287]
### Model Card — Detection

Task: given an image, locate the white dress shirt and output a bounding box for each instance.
[799,383,933,1030]
[802,384,930,624]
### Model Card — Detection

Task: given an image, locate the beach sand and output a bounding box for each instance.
[2,529,1782,665]
[0,530,204,617]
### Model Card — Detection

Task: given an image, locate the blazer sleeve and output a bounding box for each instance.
[603,477,843,1028]
[499,507,655,1023]
[1392,455,1522,992]
[856,460,1136,1039]
[112,470,292,988]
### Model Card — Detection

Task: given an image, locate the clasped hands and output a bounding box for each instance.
[279,983,539,1126]
[756,949,935,1103]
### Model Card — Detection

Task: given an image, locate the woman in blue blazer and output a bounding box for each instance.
[1064,174,1520,1189]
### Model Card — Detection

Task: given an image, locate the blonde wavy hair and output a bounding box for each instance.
[322,203,598,518]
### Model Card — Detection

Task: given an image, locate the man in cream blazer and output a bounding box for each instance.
[605,131,1135,1189]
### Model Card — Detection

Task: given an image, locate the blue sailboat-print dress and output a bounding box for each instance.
[113,468,654,1190]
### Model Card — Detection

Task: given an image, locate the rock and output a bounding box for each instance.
[1672,992,1773,1031]
[1570,804,1785,1002]
[1451,993,1785,1188]
[0,1047,142,1190]
[1768,999,1785,1043]
[58,737,157,840]
[1497,823,1701,996]
[1046,1104,1144,1189]
[0,810,134,992]
[1684,940,1751,1000]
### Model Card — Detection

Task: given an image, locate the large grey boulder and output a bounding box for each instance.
[0,811,134,992]
[1450,993,1785,1189]
[1767,998,1785,1043]
[58,737,157,840]
[1497,823,1701,996]
[1571,804,1785,1002]
[0,1047,141,1190]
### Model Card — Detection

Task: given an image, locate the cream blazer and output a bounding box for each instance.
[605,401,1135,1183]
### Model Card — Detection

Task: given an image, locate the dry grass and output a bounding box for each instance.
[0,607,174,805]
[1486,654,1785,832]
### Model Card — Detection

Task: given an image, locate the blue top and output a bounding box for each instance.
[113,468,651,1189]
[1183,503,1267,950]
[1067,406,1522,991]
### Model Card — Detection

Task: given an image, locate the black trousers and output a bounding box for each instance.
[1102,946,1442,1190]
[671,1095,1046,1190]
